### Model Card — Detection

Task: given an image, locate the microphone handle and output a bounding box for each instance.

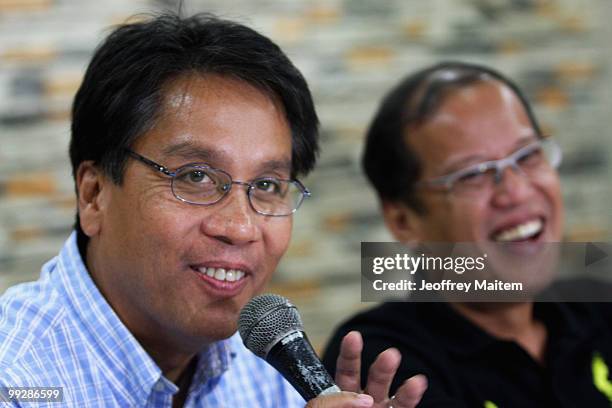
[265,330,341,401]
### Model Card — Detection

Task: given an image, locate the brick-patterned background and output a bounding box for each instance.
[1,0,611,349]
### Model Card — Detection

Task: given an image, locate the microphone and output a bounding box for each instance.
[238,293,341,401]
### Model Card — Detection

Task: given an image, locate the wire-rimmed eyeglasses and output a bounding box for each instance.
[125,150,311,216]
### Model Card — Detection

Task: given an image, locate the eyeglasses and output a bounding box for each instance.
[417,138,562,196]
[125,150,311,216]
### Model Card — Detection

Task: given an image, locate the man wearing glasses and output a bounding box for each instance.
[323,62,612,406]
[0,13,427,408]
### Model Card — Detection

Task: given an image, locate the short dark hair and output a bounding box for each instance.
[70,12,319,239]
[362,61,542,212]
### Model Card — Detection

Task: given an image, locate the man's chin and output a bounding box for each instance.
[173,310,240,347]
[179,324,239,352]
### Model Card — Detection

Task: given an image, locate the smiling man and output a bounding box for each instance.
[0,13,426,408]
[323,62,612,407]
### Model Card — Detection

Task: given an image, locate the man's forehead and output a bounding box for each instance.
[418,81,530,133]
[436,80,518,115]
[406,81,537,173]
[159,73,286,119]
[159,140,292,172]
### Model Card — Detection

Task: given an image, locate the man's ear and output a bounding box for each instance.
[76,161,108,238]
[381,200,423,244]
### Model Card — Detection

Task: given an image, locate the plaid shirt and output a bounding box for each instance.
[0,232,305,407]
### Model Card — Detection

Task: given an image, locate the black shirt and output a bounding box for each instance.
[322,302,612,407]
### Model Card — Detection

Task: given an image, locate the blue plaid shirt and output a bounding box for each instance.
[0,232,305,407]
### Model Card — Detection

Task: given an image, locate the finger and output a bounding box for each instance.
[364,348,401,402]
[391,375,428,408]
[335,331,363,392]
[305,391,373,408]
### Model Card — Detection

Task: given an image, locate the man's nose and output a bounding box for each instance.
[491,164,533,207]
[200,186,260,245]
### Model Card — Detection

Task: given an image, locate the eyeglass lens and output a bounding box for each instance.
[171,165,304,215]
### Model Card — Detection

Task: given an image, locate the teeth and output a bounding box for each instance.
[197,267,246,282]
[494,219,543,242]
[214,268,226,280]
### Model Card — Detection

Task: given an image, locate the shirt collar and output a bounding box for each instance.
[419,302,497,356]
[51,232,237,404]
[423,301,590,357]
[52,232,162,404]
[191,334,236,388]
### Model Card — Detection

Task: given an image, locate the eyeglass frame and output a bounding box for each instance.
[416,138,562,194]
[124,149,311,216]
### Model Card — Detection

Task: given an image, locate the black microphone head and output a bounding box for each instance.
[238,293,303,357]
[239,293,340,401]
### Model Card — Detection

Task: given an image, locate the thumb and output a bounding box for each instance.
[306,391,374,408]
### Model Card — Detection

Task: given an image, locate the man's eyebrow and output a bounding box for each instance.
[441,154,486,174]
[160,142,220,162]
[257,159,292,176]
[160,142,292,175]
[440,134,540,174]
[512,134,539,149]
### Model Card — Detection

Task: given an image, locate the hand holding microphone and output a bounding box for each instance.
[239,294,427,407]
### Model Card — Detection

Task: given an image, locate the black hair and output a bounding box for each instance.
[70,12,319,241]
[362,61,542,212]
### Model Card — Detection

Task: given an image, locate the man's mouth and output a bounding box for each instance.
[195,267,246,283]
[492,218,544,242]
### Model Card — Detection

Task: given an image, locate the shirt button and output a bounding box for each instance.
[154,382,165,392]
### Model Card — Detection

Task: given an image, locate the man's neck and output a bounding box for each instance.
[171,357,198,408]
[144,345,198,408]
[142,341,198,383]
[451,302,548,364]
